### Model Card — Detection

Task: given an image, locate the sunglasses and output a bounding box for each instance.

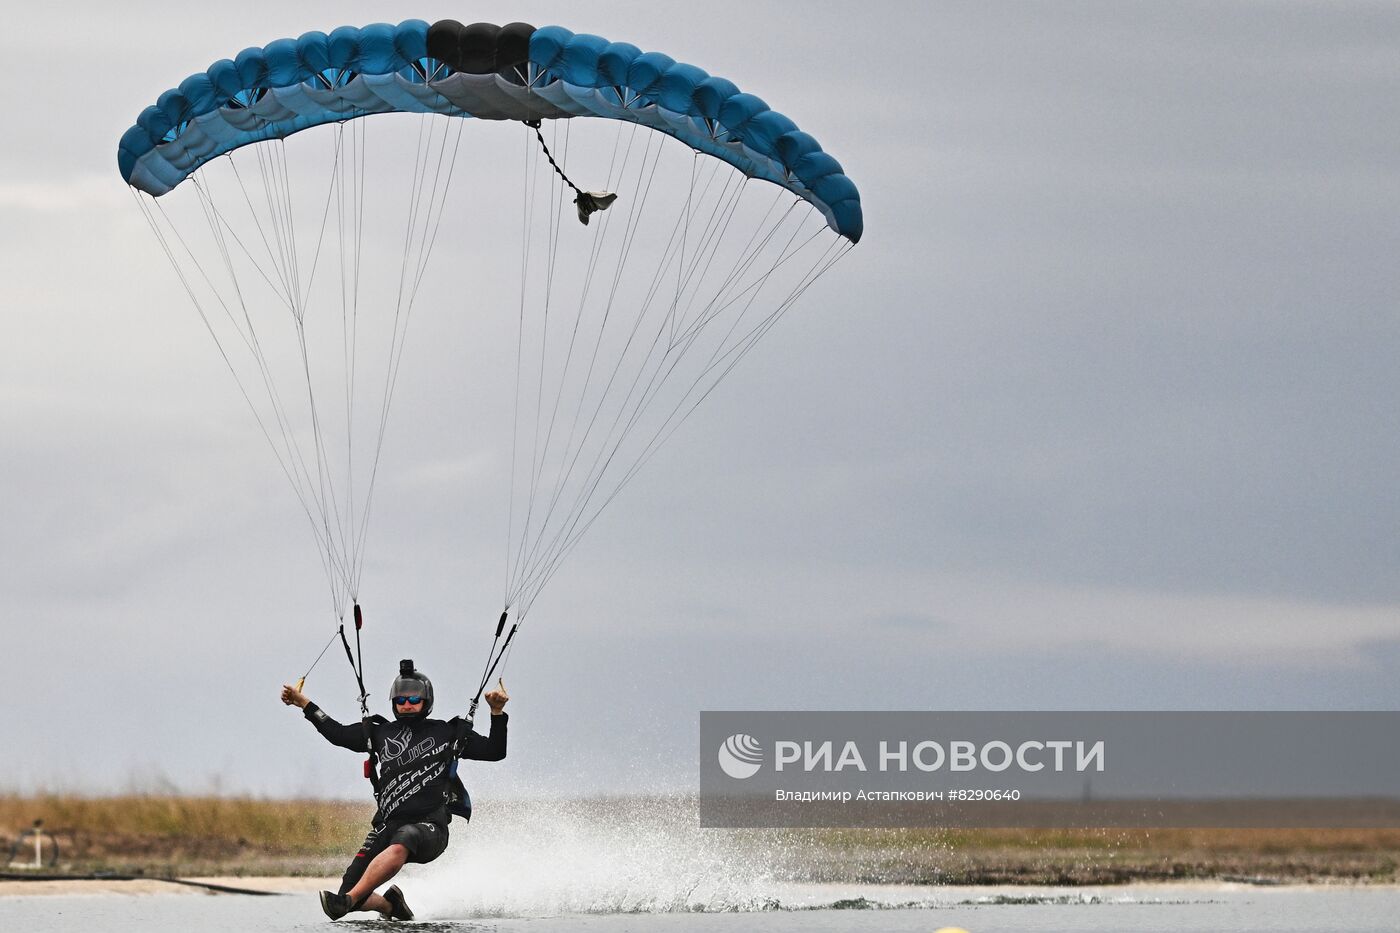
[392,696,423,706]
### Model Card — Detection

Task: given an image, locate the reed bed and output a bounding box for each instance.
[2,795,1396,883]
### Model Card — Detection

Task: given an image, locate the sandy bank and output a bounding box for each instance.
[0,876,333,897]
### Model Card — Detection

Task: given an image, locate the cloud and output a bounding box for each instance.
[869,612,950,633]
[0,174,130,212]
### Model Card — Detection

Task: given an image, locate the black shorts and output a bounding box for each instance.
[338,819,449,894]
[389,820,449,863]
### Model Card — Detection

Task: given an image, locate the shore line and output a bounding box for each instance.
[0,875,332,897]
[4,875,1399,898]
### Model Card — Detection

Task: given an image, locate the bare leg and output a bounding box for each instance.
[346,842,408,914]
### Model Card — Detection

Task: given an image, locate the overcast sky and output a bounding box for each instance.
[3,1,1398,799]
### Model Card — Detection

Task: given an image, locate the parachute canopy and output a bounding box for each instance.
[118,20,862,242]
[120,19,859,695]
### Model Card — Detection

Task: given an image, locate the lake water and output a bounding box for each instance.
[7,800,1396,931]
[3,883,1399,933]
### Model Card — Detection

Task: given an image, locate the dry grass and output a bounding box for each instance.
[777,825,1400,884]
[0,794,373,876]
[814,825,1400,853]
[3,795,1397,883]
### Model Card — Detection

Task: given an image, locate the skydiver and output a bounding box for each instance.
[280,662,509,921]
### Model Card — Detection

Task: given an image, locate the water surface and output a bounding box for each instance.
[3,883,1397,933]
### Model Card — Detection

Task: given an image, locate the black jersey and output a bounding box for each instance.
[303,703,507,824]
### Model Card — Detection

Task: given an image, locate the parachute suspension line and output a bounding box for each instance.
[503,120,637,634]
[667,152,699,347]
[518,233,852,614]
[527,122,654,536]
[354,110,431,599]
[530,119,571,505]
[505,115,612,608]
[334,123,357,594]
[135,203,350,678]
[132,189,311,516]
[215,150,358,614]
[505,123,550,604]
[133,185,356,612]
[659,232,853,447]
[254,141,302,316]
[352,115,468,600]
[405,121,466,305]
[257,142,291,302]
[506,127,543,599]
[505,123,543,607]
[503,126,639,612]
[294,133,361,581]
[627,205,819,427]
[340,112,469,603]
[659,199,805,376]
[150,200,342,616]
[260,133,358,617]
[191,173,294,316]
[508,134,717,608]
[339,118,369,601]
[347,118,371,596]
[505,124,665,616]
[510,130,706,596]
[520,119,596,588]
[571,119,630,318]
[668,162,745,344]
[515,126,669,608]
[660,154,720,347]
[285,141,354,604]
[507,121,573,606]
[603,116,628,191]
[290,138,361,610]
[244,143,290,303]
[294,320,351,611]
[506,119,559,602]
[141,112,473,649]
[297,137,339,314]
[511,120,627,595]
[499,127,853,620]
[615,154,734,378]
[269,126,378,734]
[236,151,363,615]
[218,159,301,315]
[339,116,370,602]
[295,625,341,693]
[604,233,849,516]
[488,107,546,701]
[694,220,842,376]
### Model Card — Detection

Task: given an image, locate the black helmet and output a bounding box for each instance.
[391,659,434,719]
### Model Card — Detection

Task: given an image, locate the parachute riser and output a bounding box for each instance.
[333,603,381,790]
[467,610,516,728]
